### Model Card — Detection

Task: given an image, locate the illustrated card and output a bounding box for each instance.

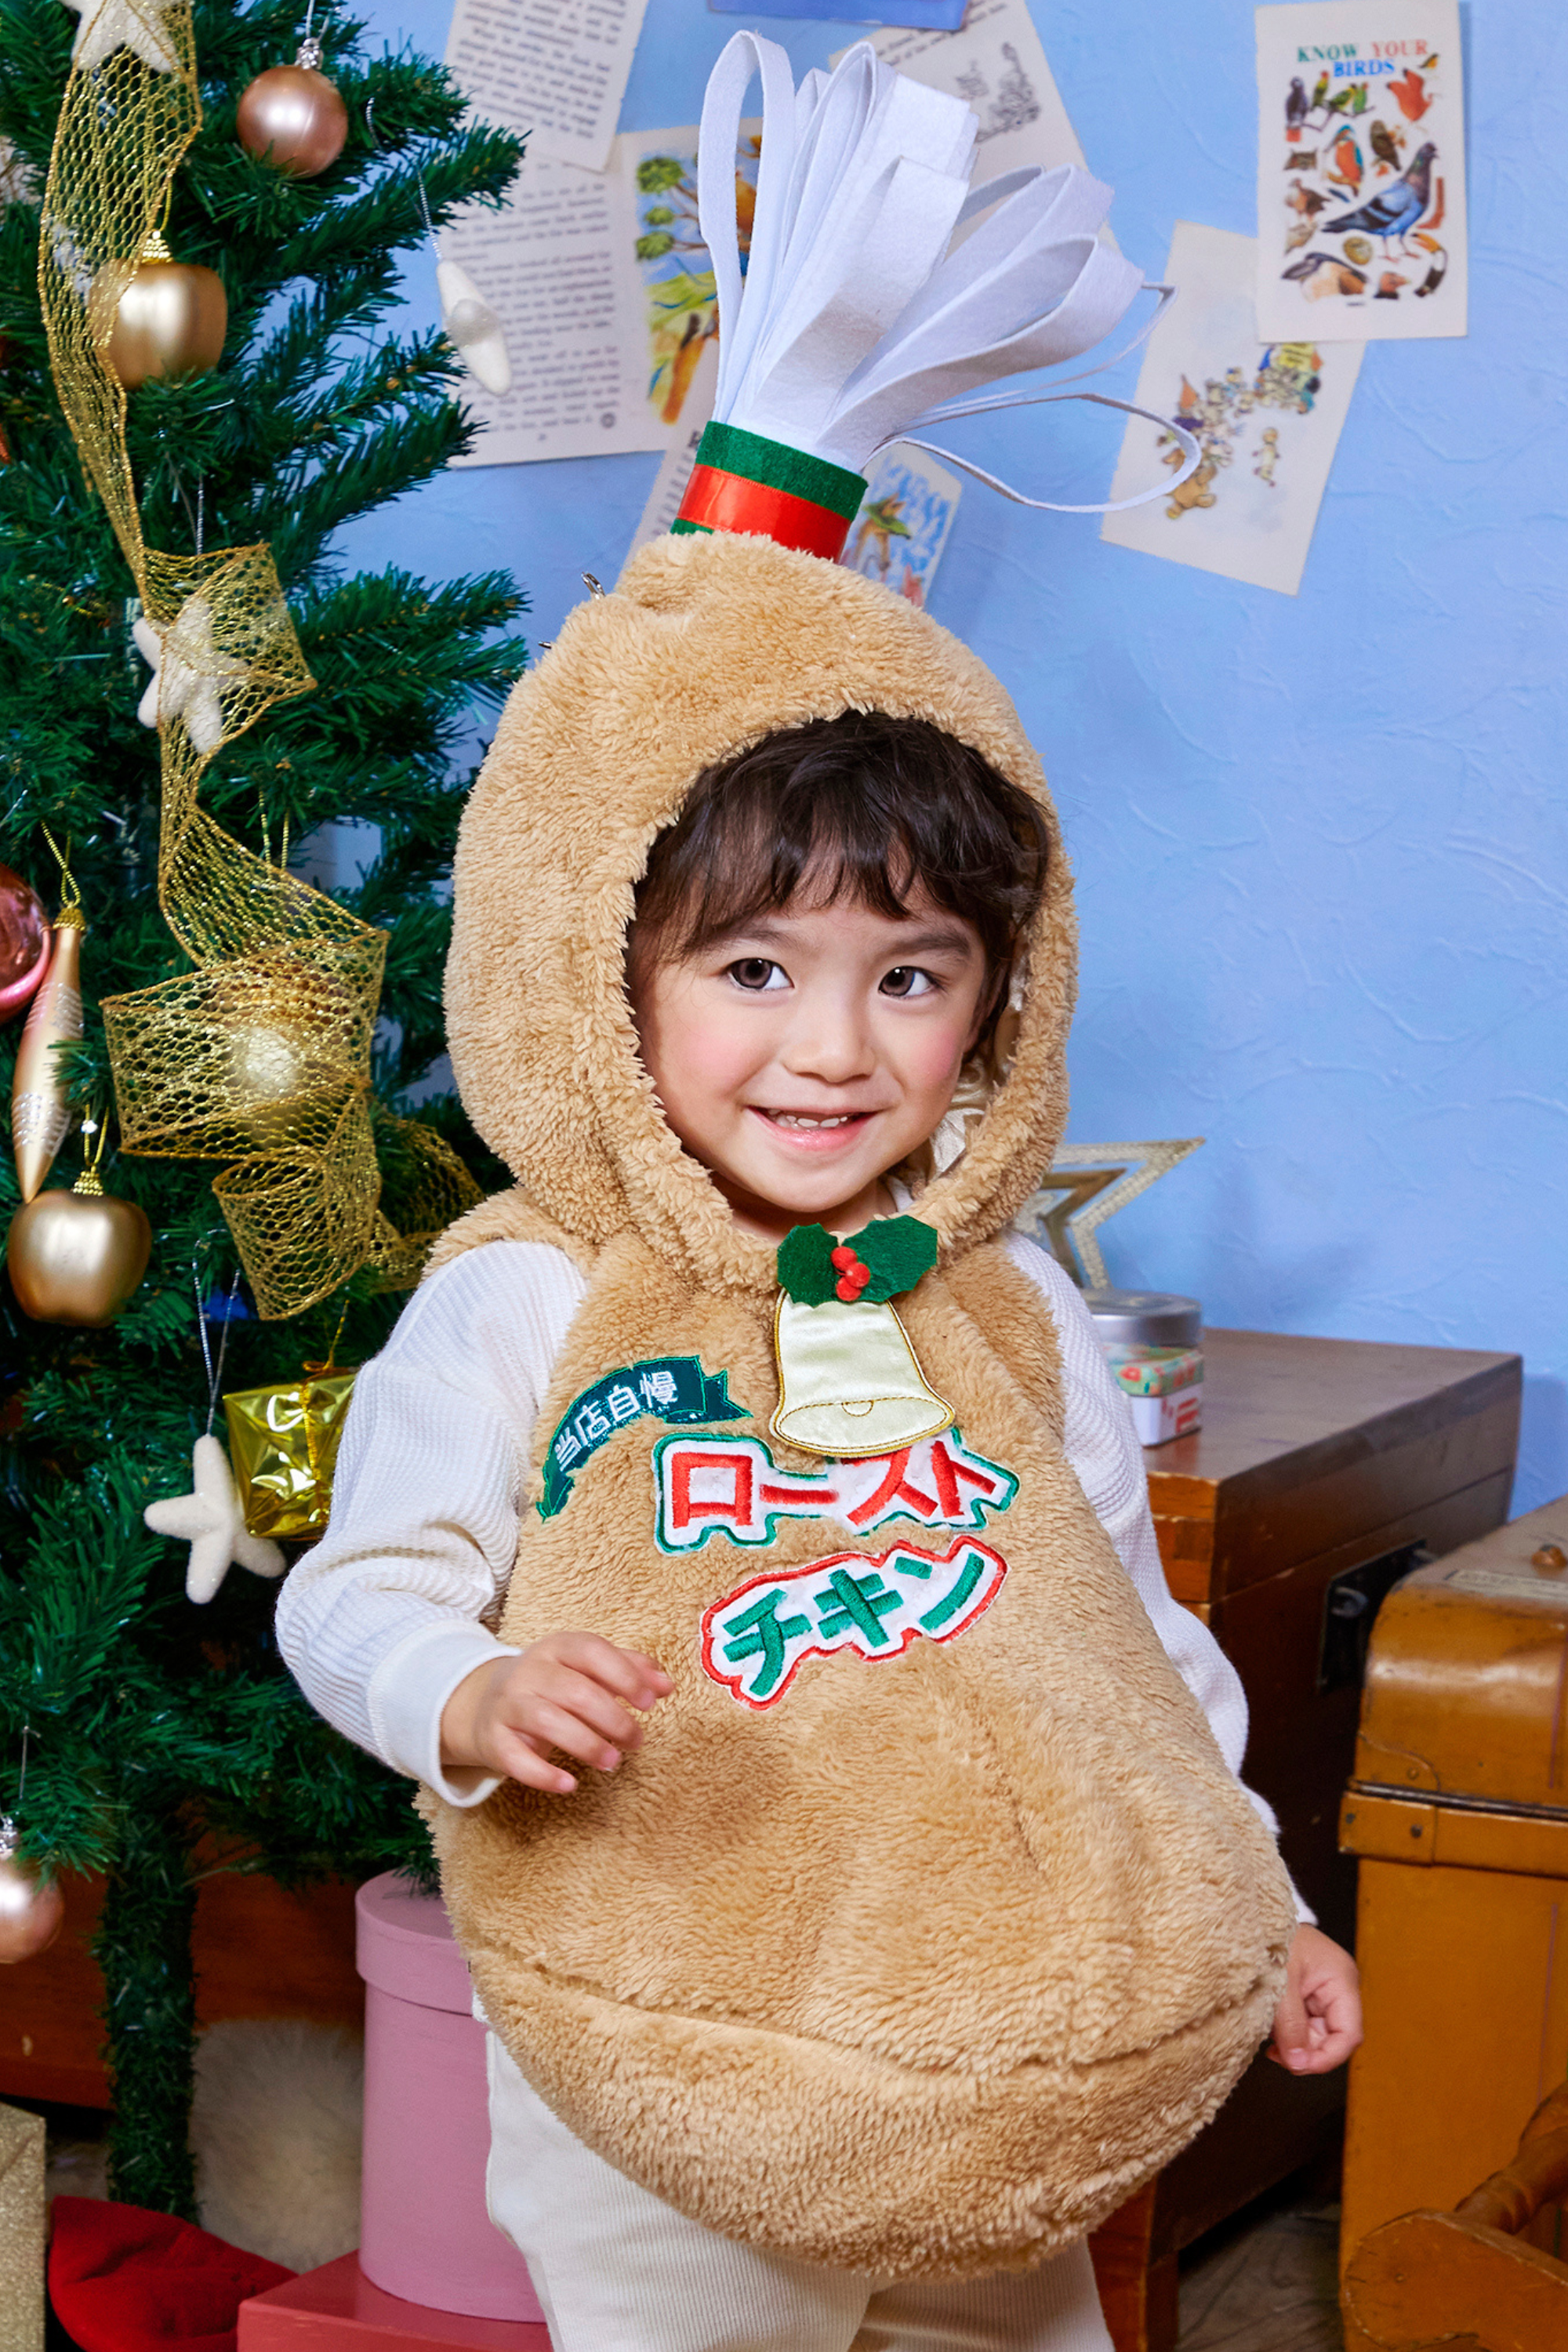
[1101,222,1363,597]
[844,0,1094,193]
[840,445,963,610]
[1255,0,1465,339]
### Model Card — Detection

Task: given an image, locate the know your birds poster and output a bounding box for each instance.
[1255,0,1466,339]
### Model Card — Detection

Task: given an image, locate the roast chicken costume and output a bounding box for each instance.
[419,27,1294,2288]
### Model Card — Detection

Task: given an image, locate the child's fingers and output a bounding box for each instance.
[1267,1974,1314,2071]
[488,1723,579,1797]
[546,1631,673,1708]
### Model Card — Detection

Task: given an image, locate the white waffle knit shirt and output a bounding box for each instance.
[276,1231,1308,1918]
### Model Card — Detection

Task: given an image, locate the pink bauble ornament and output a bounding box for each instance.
[237,44,348,180]
[0,864,49,1023]
[0,1825,64,1965]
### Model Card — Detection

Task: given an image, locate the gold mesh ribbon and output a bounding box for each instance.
[39,0,477,1316]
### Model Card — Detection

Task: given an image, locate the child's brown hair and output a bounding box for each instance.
[629,710,1050,998]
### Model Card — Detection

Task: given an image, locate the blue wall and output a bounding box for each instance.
[339,0,1568,1513]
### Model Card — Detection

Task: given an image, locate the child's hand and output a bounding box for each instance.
[440,1634,672,1795]
[1267,1923,1363,2074]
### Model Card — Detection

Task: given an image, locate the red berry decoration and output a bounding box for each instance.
[830,1246,856,1269]
[835,1276,857,1300]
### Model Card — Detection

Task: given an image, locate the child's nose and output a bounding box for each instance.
[781,996,875,1083]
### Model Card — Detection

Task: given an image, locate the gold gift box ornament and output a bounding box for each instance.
[223,1359,357,1543]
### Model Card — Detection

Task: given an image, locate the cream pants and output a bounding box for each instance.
[486,2034,1116,2352]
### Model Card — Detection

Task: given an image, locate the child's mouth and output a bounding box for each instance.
[751,1107,871,1149]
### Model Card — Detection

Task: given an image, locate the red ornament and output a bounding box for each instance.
[0,865,49,1023]
[834,1252,871,1301]
[830,1245,855,1270]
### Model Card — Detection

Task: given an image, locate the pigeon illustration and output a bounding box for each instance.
[1287,75,1308,133]
[1370,119,1406,173]
[1327,143,1438,255]
[1286,182,1330,219]
[1325,129,1364,198]
[1389,67,1432,122]
[1285,219,1314,252]
[1282,251,1368,300]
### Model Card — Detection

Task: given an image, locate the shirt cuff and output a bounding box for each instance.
[368,1619,521,1809]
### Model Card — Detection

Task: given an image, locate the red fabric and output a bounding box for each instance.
[49,2198,295,2352]
[675,465,852,560]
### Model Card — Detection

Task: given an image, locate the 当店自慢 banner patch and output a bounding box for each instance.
[540,1357,748,1517]
[655,1428,1016,1552]
[702,1537,1008,1709]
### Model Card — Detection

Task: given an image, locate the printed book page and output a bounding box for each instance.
[445,0,649,173]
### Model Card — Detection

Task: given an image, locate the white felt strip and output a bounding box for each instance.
[698,30,1197,513]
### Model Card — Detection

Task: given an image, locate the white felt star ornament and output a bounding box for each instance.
[144,1434,286,1604]
[132,596,245,756]
[60,0,180,74]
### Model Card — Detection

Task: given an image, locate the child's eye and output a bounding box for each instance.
[727,957,789,992]
[880,966,938,999]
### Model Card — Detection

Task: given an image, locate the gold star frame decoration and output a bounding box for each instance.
[1017,1139,1204,1290]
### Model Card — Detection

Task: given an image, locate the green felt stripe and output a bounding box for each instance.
[670,517,713,536]
[694,423,866,521]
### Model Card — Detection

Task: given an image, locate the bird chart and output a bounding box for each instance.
[1254,0,1466,339]
[1102,223,1363,597]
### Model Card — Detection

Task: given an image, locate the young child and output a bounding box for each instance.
[278,533,1360,2352]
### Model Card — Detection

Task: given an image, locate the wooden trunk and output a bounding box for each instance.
[1338,1494,1568,2298]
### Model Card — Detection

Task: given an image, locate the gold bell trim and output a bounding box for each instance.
[770,1215,953,1460]
[771,1295,953,1460]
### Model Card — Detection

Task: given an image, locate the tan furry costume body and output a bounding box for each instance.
[427,529,1295,2278]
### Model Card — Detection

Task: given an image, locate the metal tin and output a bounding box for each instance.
[1083,1289,1202,1349]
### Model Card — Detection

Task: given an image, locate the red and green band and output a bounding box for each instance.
[673,422,866,562]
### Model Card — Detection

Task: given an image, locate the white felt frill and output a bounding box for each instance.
[698,31,1196,510]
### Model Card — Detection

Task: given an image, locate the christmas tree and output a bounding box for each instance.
[0,0,525,2214]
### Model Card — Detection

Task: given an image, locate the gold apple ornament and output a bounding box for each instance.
[103,226,227,390]
[6,1116,152,1327]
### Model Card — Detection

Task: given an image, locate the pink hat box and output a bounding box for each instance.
[355,1872,546,2323]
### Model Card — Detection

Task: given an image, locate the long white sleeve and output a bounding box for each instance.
[275,1242,586,1805]
[280,1231,1309,1915]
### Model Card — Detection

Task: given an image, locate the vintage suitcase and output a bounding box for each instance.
[1338,1494,1568,2278]
[1091,1326,1521,2351]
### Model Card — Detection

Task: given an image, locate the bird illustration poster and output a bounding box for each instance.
[1101,223,1363,597]
[1255,0,1466,339]
[840,445,964,609]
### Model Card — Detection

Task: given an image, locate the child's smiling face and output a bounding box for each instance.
[629,887,992,1244]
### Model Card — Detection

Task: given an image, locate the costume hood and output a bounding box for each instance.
[445,528,1073,1285]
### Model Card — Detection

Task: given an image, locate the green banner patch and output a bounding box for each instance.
[539,1356,748,1518]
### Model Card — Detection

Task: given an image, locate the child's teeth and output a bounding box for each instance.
[775,1113,849,1128]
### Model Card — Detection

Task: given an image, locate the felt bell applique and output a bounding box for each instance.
[771,1217,952,1460]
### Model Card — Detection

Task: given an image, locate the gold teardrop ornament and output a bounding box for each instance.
[770,1216,952,1460]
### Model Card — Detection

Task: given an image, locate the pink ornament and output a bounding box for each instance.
[0,866,49,1023]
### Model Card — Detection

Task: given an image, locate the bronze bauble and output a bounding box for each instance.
[0,1852,64,1965]
[6,1178,151,1326]
[0,865,48,1024]
[237,64,349,178]
[105,255,227,389]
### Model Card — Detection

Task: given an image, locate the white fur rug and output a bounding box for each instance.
[191,2019,364,2273]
